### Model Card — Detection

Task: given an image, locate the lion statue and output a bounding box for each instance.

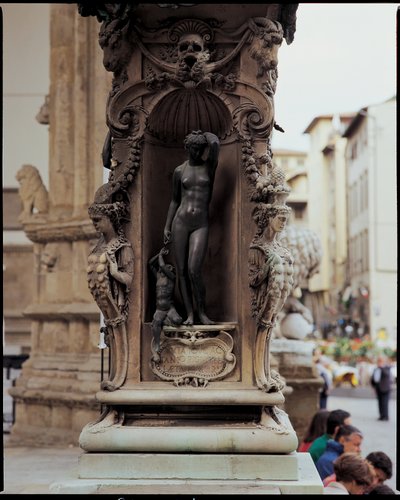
[15,164,49,222]
[273,225,323,340]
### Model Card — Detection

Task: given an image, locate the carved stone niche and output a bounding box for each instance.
[78,5,313,478]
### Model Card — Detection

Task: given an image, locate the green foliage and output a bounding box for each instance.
[319,338,397,363]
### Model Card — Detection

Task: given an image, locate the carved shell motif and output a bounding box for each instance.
[147,89,233,142]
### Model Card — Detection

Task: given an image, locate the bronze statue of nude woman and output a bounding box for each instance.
[164,130,220,326]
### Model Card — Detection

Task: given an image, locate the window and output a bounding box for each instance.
[364,229,369,271]
[349,236,353,275]
[353,182,358,217]
[351,141,358,160]
[293,207,304,219]
[361,231,365,272]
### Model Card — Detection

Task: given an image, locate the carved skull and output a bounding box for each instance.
[177,33,209,69]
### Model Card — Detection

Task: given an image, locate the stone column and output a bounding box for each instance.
[9,5,112,446]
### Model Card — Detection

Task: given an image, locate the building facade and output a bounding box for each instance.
[303,114,354,335]
[2,3,50,356]
[343,97,397,347]
[273,149,308,226]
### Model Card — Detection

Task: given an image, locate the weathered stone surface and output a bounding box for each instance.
[50,453,323,495]
[10,5,110,446]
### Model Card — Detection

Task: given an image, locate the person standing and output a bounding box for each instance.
[313,347,333,409]
[370,355,393,421]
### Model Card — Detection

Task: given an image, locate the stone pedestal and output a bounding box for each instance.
[49,452,323,494]
[71,0,305,471]
[62,2,304,460]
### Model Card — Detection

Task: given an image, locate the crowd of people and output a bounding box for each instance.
[298,408,395,494]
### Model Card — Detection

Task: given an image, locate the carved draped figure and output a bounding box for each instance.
[249,238,294,327]
[87,236,134,322]
[87,233,134,391]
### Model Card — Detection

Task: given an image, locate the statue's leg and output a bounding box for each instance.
[151,309,167,356]
[166,306,182,326]
[188,226,214,324]
[172,220,193,325]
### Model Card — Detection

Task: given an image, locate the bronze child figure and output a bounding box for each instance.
[149,246,182,359]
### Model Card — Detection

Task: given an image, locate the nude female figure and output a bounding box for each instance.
[163,130,220,326]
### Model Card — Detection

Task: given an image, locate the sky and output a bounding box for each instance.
[271,3,398,152]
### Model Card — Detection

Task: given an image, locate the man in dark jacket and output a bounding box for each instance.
[371,355,393,421]
[316,424,363,480]
[309,409,351,463]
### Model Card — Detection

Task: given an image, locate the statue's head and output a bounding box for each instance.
[88,183,129,234]
[184,130,208,161]
[252,203,291,234]
[88,201,128,231]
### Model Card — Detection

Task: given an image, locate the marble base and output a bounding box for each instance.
[79,452,299,480]
[79,405,298,453]
[49,453,323,495]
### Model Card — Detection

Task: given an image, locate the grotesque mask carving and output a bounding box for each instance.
[177,33,208,69]
[175,33,210,83]
[248,18,284,78]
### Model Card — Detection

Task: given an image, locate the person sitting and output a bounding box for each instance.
[316,424,363,480]
[323,453,374,495]
[298,409,330,453]
[309,409,351,463]
[365,451,393,492]
[323,449,393,490]
[367,484,396,495]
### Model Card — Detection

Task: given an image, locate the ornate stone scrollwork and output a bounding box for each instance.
[233,102,273,141]
[150,325,236,387]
